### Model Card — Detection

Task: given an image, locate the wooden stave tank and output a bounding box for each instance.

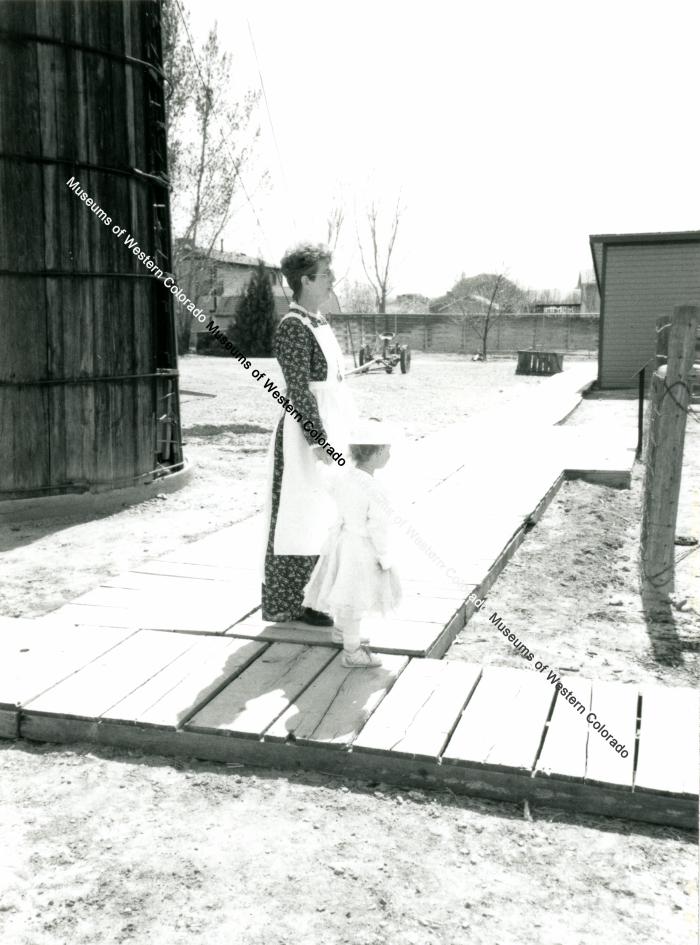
[0,0,184,500]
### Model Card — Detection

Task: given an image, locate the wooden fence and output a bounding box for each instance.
[327,312,599,357]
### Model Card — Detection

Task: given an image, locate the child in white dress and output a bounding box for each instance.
[303,420,402,668]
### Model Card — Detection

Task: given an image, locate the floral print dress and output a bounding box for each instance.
[261,309,332,621]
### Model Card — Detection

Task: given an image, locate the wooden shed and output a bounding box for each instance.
[0,0,184,500]
[590,230,700,389]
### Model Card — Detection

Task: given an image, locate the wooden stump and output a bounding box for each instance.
[516,351,564,376]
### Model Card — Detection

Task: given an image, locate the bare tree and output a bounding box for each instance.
[162,4,263,353]
[524,286,564,311]
[161,0,196,188]
[434,271,524,360]
[326,204,345,254]
[357,197,404,326]
[474,273,505,361]
[338,281,376,314]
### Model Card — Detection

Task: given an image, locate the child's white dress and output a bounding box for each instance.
[303,465,402,622]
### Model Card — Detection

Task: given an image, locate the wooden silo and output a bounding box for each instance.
[0,0,184,499]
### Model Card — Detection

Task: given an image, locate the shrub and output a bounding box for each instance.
[230,262,277,357]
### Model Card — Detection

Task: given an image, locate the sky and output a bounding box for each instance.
[180,0,700,299]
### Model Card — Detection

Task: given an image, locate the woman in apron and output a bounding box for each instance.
[261,243,355,625]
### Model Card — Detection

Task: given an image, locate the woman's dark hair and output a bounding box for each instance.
[350,443,384,464]
[280,243,332,300]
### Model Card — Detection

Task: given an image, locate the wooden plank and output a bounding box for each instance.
[50,595,251,634]
[161,540,260,566]
[0,623,135,709]
[365,615,450,656]
[229,612,441,657]
[0,386,15,494]
[390,595,461,624]
[265,653,407,748]
[102,571,257,597]
[185,642,335,738]
[19,713,697,831]
[227,614,337,648]
[134,560,251,582]
[23,630,197,719]
[535,677,592,781]
[70,586,147,606]
[161,521,263,568]
[107,578,255,604]
[47,604,140,629]
[167,517,262,555]
[400,578,475,602]
[635,684,699,797]
[584,681,637,788]
[0,709,18,740]
[46,276,68,489]
[103,637,266,728]
[71,579,260,631]
[354,659,481,760]
[442,666,554,772]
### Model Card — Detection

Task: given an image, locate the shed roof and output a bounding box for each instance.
[589,229,700,246]
[589,230,700,292]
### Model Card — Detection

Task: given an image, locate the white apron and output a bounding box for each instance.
[261,309,356,561]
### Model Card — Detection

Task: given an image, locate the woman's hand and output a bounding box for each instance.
[314,447,333,465]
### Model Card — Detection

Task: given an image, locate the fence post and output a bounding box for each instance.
[641,305,699,597]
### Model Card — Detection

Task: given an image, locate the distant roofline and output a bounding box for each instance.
[589,229,700,246]
[174,239,280,270]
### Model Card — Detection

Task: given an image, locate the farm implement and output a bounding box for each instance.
[345,332,412,376]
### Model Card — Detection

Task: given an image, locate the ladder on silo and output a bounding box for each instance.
[141,0,183,469]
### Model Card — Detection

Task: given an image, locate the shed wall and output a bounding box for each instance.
[600,243,700,388]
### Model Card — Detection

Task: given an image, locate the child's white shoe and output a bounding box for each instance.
[331,628,370,646]
[341,646,382,669]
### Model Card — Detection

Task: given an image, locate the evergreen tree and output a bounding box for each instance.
[231,262,277,357]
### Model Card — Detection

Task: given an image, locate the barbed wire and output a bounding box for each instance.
[658,375,700,423]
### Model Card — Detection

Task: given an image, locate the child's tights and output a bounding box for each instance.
[337,618,362,652]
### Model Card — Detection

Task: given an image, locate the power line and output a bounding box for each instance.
[172,0,275,265]
[246,17,297,231]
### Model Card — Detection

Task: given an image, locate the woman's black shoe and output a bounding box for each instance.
[300,607,334,627]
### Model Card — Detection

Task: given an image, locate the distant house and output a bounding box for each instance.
[176,241,340,339]
[528,272,600,315]
[529,294,581,315]
[590,230,700,388]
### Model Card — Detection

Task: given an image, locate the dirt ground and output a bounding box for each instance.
[448,396,700,689]
[0,354,698,945]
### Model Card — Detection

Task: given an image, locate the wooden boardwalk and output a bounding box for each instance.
[2,622,696,829]
[2,364,695,828]
[42,364,635,659]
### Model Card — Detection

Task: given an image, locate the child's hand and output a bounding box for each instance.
[377,555,393,571]
[313,447,333,465]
